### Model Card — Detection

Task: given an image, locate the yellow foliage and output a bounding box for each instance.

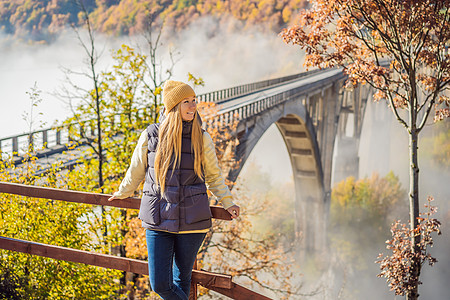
[329,172,407,275]
[4,0,309,41]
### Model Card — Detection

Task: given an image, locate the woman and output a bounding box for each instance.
[108,80,240,300]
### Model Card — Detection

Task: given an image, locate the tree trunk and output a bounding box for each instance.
[406,128,420,300]
[96,90,103,190]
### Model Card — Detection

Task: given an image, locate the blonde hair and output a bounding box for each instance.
[154,103,204,194]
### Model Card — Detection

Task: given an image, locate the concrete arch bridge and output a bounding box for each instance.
[201,69,374,254]
[1,69,375,253]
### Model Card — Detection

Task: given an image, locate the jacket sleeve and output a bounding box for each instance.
[113,130,148,199]
[203,132,235,210]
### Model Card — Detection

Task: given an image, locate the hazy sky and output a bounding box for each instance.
[0,17,304,138]
[0,17,304,183]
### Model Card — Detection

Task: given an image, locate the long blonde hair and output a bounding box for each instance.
[154,103,204,194]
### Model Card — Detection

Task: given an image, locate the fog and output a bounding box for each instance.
[0,16,304,138]
[238,86,450,298]
[359,99,450,300]
[0,31,118,137]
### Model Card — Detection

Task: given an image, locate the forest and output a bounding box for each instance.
[0,0,307,42]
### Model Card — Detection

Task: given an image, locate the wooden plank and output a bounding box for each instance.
[206,283,272,300]
[0,181,140,209]
[192,269,232,290]
[0,236,148,274]
[0,236,232,289]
[210,206,232,221]
[0,182,231,220]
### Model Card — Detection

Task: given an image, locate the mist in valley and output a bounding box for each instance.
[235,93,450,299]
[0,16,304,138]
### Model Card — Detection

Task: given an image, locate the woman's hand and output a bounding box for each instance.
[226,205,240,219]
[108,195,118,202]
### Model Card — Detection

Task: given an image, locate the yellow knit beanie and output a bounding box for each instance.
[162,80,196,112]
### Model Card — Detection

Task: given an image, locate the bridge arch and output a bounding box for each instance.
[227,94,328,253]
[222,80,375,254]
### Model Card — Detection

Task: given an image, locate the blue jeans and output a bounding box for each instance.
[146,229,206,300]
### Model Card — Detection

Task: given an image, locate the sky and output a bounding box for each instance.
[0,17,304,183]
[0,17,304,138]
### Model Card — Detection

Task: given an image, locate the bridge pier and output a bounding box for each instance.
[332,85,371,185]
[227,94,328,257]
[333,136,360,184]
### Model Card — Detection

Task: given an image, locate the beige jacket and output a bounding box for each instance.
[113,129,234,210]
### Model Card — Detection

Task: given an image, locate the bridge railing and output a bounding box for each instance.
[0,181,272,300]
[213,69,344,128]
[0,108,152,161]
[197,68,321,103]
[0,127,69,158]
[1,69,322,159]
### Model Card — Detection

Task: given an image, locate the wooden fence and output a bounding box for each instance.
[0,182,272,300]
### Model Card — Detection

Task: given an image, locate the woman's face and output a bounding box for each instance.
[180,96,197,121]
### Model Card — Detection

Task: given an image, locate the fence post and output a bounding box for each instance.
[43,130,48,148]
[189,258,198,300]
[56,129,61,145]
[28,133,33,151]
[12,137,18,156]
[68,124,74,142]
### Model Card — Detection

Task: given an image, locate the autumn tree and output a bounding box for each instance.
[0,43,165,298]
[58,7,191,295]
[281,1,450,298]
[0,89,122,299]
[61,3,179,192]
[61,41,175,294]
[329,172,407,299]
[22,83,46,155]
[331,172,407,240]
[139,13,179,122]
[59,0,106,191]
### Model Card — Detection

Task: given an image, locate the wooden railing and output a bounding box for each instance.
[0,182,272,300]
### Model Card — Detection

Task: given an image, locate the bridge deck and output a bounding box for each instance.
[1,68,344,173]
[218,68,342,112]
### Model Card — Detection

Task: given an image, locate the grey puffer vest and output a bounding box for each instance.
[138,121,212,232]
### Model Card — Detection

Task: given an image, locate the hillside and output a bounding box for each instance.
[0,0,307,41]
